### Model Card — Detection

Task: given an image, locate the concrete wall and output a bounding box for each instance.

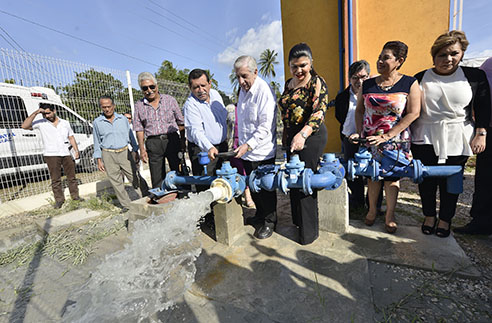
[280,0,450,152]
[355,0,450,76]
[280,0,341,153]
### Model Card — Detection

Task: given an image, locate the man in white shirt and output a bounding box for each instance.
[234,55,277,239]
[22,103,83,208]
[183,69,228,176]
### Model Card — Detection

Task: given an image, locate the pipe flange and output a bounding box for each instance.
[164,171,178,190]
[248,170,259,193]
[276,169,289,194]
[210,178,233,204]
[302,168,313,195]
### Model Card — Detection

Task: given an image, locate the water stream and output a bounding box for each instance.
[63,191,215,322]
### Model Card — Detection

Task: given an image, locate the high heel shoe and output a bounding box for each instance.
[421,217,437,235]
[385,222,398,234]
[364,214,376,226]
[435,220,451,238]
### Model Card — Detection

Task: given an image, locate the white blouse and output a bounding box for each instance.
[411,67,474,163]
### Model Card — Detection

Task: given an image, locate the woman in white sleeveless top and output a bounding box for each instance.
[411,30,491,238]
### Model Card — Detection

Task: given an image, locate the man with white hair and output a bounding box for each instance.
[133,72,185,188]
[234,55,277,239]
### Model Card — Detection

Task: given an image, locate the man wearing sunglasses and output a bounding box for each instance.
[22,103,83,208]
[133,72,185,188]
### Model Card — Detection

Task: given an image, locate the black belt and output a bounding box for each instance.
[147,134,169,140]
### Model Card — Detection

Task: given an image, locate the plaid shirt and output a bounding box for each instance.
[133,93,184,137]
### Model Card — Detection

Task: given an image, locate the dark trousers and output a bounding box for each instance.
[342,136,365,208]
[44,155,79,203]
[470,129,492,226]
[188,140,228,176]
[145,132,180,188]
[243,157,277,226]
[287,124,327,245]
[411,144,468,222]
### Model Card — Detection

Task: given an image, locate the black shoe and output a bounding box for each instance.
[72,197,85,202]
[54,201,65,209]
[421,217,437,235]
[255,224,275,239]
[435,220,451,238]
[454,222,492,235]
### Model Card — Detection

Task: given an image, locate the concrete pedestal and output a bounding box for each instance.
[318,179,349,234]
[128,197,174,232]
[213,198,244,246]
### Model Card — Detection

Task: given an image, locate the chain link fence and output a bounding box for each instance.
[0,48,190,203]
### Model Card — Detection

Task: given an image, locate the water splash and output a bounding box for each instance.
[63,191,215,322]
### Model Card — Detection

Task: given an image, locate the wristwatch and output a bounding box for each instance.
[477,130,487,136]
[300,131,308,139]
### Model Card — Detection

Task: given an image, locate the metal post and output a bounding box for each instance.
[126,70,135,117]
[458,0,463,31]
[452,0,457,30]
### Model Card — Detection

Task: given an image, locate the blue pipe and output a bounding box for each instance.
[348,0,353,65]
[338,0,344,91]
[165,172,215,190]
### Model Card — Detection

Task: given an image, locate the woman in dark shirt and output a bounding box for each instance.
[278,43,329,245]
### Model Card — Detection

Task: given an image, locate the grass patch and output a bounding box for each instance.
[0,212,125,267]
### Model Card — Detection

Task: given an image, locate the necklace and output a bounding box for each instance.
[377,74,399,91]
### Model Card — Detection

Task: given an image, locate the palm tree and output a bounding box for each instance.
[259,49,279,79]
[229,68,239,97]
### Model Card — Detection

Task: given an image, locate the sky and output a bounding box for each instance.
[0,0,490,95]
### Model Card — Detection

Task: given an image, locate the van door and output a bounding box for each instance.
[0,94,45,176]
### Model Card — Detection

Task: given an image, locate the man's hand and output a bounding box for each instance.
[97,158,105,172]
[348,133,360,144]
[36,107,45,115]
[74,151,80,160]
[234,143,250,159]
[208,147,218,160]
[140,148,148,163]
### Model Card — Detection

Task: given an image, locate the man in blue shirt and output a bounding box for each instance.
[93,95,139,211]
[183,69,228,176]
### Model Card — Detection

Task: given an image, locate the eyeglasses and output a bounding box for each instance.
[350,75,369,81]
[141,84,156,91]
[126,117,132,120]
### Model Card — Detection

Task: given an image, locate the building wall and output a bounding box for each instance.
[355,0,450,76]
[281,0,450,152]
[280,0,341,152]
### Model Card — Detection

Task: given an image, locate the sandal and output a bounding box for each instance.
[435,220,451,238]
[385,222,398,234]
[421,217,437,235]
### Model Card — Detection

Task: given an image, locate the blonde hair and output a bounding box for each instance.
[431,30,469,58]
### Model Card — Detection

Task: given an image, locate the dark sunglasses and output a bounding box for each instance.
[141,84,156,91]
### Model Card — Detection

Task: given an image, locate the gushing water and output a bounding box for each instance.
[63,191,215,322]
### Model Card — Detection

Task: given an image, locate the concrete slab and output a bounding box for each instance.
[213,199,244,246]
[34,209,103,235]
[183,227,375,322]
[344,220,480,277]
[0,224,41,253]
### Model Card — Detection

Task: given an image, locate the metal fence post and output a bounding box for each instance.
[126,70,135,117]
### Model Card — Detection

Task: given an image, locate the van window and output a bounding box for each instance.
[54,104,91,135]
[0,95,28,128]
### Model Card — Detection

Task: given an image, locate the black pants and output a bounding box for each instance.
[188,140,228,176]
[287,124,327,245]
[411,144,468,222]
[145,133,180,188]
[243,157,277,226]
[470,129,492,227]
[342,136,365,208]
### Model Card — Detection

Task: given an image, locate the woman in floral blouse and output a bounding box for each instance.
[278,42,329,245]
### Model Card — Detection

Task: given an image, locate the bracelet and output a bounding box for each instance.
[477,131,487,136]
[300,131,308,139]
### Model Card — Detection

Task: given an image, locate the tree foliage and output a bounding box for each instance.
[259,49,279,79]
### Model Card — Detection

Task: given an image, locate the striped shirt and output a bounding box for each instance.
[133,94,184,137]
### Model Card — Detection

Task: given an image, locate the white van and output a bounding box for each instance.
[0,82,95,177]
